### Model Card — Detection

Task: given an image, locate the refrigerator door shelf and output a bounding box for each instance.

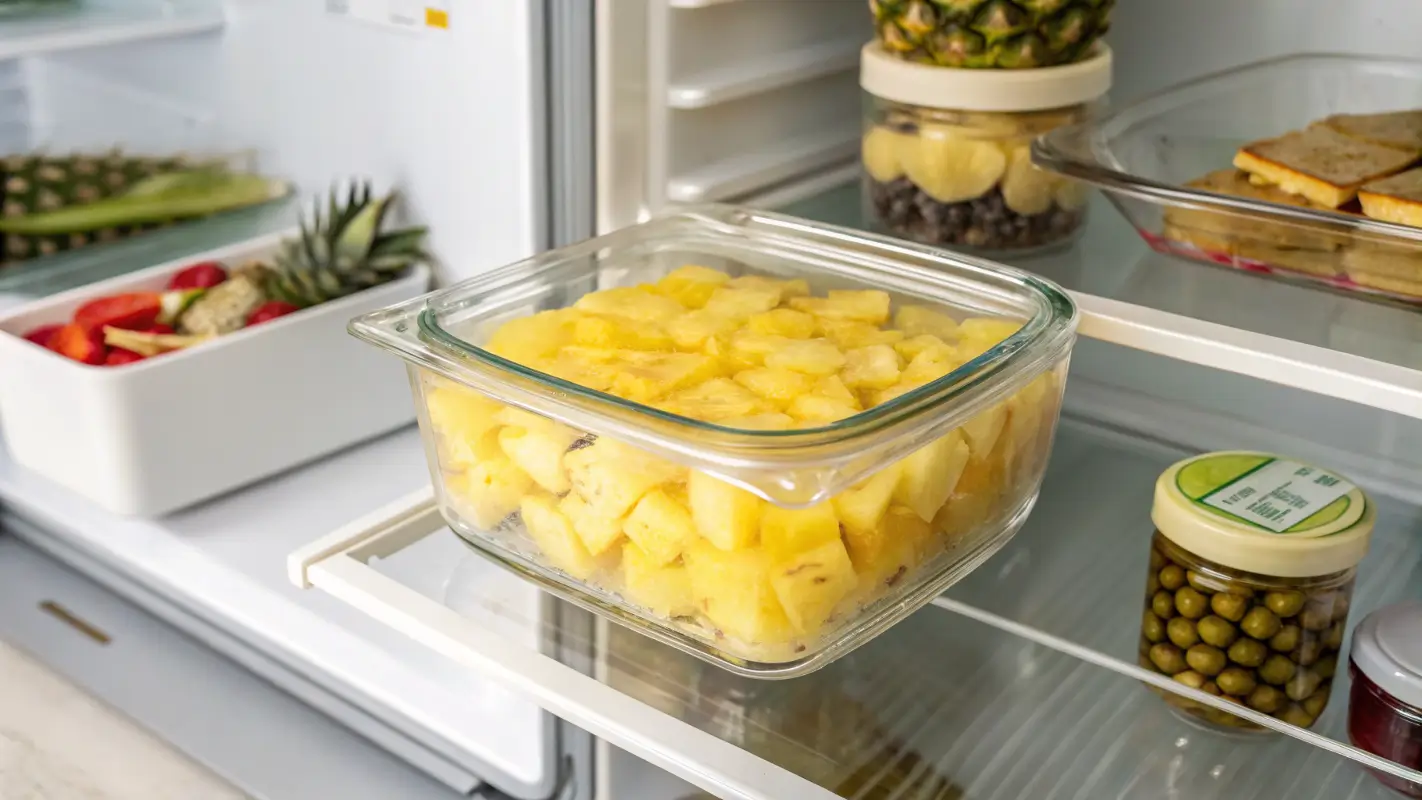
[289,399,1422,799]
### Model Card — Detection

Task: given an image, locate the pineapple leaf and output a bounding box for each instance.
[335,191,393,265]
[368,227,429,258]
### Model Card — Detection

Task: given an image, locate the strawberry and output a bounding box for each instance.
[74,293,162,333]
[104,347,147,366]
[167,262,228,291]
[21,324,63,348]
[246,301,301,326]
[49,323,107,365]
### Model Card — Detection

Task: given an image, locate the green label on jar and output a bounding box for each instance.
[1178,455,1355,534]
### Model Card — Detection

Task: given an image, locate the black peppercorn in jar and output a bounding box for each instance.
[859,42,1110,255]
[1140,451,1375,732]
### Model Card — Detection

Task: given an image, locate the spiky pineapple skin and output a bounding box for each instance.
[0,150,191,264]
[869,0,1113,69]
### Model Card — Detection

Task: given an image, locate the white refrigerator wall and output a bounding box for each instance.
[38,0,545,286]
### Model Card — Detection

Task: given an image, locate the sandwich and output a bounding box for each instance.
[1163,168,1348,256]
[1232,125,1419,208]
[1358,167,1422,227]
[1316,110,1422,151]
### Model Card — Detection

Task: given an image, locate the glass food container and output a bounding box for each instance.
[351,206,1077,678]
[1348,602,1422,797]
[859,41,1110,254]
[1034,54,1422,306]
[1137,451,1375,730]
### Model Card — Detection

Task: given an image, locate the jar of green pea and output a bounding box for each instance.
[1139,451,1375,731]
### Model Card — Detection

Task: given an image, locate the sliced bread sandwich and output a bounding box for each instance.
[1233,125,1419,208]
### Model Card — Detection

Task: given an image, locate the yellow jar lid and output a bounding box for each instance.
[1153,451,1375,578]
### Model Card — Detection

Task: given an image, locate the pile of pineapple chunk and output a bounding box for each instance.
[422,266,1060,661]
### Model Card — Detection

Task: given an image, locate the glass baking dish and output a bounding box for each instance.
[1034,53,1422,305]
[350,205,1077,677]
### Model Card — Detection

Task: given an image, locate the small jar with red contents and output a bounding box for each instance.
[1348,602,1422,797]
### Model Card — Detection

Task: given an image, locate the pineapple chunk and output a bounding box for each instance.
[521,494,601,579]
[786,395,860,425]
[425,379,502,439]
[726,330,789,370]
[566,441,683,520]
[894,306,961,341]
[894,431,972,522]
[725,274,810,298]
[894,334,951,362]
[654,265,731,309]
[623,488,699,566]
[559,492,627,556]
[734,367,813,408]
[935,455,1005,537]
[622,543,696,617]
[817,319,905,349]
[747,308,816,339]
[485,310,578,365]
[832,463,904,538]
[665,310,738,351]
[687,470,762,551]
[763,339,846,376]
[957,317,1023,353]
[574,287,684,323]
[771,539,857,636]
[840,345,903,390]
[685,540,795,644]
[961,404,1007,460]
[572,315,673,351]
[424,380,504,468]
[658,378,767,421]
[759,502,840,561]
[846,505,931,590]
[719,412,796,430]
[790,290,891,324]
[493,406,566,433]
[498,425,578,494]
[703,287,781,319]
[901,343,966,385]
[812,375,860,408]
[1002,376,1050,474]
[446,456,535,529]
[608,353,723,403]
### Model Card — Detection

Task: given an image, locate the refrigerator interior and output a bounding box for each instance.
[2,1,1422,799]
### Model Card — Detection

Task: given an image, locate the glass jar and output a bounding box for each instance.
[1137,451,1375,731]
[1348,602,1422,797]
[858,42,1110,254]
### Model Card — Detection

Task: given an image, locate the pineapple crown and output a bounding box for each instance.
[264,180,430,307]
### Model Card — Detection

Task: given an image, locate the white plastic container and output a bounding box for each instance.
[0,231,431,516]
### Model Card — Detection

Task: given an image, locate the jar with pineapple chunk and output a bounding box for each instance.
[860,41,1110,253]
[351,206,1078,677]
[1140,452,1375,731]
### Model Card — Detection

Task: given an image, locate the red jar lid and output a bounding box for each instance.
[1351,601,1422,710]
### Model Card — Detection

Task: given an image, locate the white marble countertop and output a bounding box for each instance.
[0,641,246,800]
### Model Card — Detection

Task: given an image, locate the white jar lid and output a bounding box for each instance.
[859,40,1112,113]
[1152,451,1375,578]
[1351,602,1422,710]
